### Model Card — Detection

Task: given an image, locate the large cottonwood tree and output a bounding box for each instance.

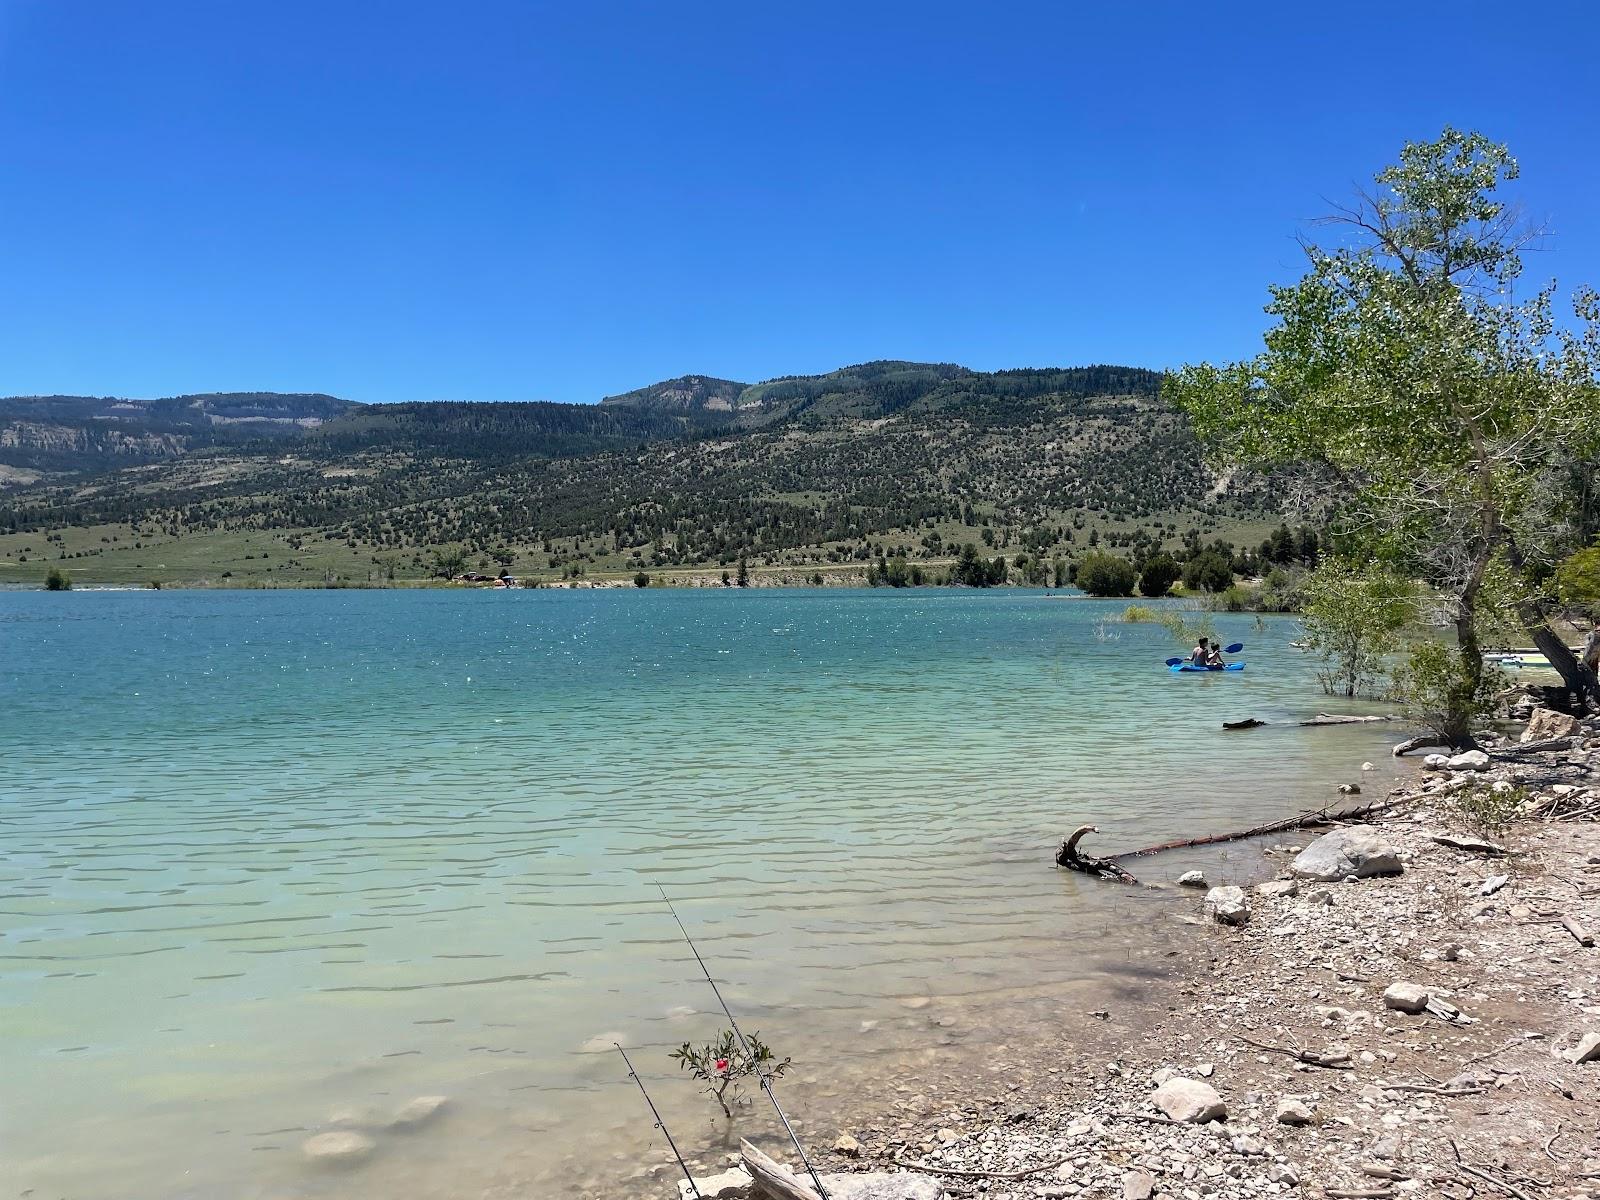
[1167,129,1600,740]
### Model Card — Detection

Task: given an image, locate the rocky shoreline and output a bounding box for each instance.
[688,702,1600,1200]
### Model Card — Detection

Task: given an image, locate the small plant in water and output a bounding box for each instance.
[670,1029,790,1119]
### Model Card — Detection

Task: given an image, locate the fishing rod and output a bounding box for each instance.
[657,884,831,1200]
[615,1043,702,1200]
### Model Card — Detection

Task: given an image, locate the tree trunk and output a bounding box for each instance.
[1522,620,1600,709]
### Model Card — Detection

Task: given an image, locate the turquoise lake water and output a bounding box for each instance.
[0,589,1407,1198]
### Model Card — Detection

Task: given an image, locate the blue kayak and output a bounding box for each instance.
[1169,662,1246,673]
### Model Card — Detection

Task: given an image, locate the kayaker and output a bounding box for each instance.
[1188,637,1211,666]
[1206,643,1227,668]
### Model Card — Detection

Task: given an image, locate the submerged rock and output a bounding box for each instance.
[389,1095,448,1130]
[1289,826,1402,882]
[302,1130,376,1166]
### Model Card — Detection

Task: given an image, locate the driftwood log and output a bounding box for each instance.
[740,1138,821,1200]
[1055,825,1140,883]
[1393,734,1450,756]
[1115,796,1402,859]
[1223,714,1397,731]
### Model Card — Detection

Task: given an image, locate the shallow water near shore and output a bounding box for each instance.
[1,588,1407,1198]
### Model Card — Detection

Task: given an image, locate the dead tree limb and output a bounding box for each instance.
[740,1139,819,1200]
[1112,796,1406,860]
[1055,825,1139,883]
[1393,734,1449,756]
[1301,713,1399,725]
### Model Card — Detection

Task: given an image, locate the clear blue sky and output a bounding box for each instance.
[2,2,1596,404]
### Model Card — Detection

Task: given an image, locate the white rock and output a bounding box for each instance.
[834,1132,861,1157]
[1123,1169,1156,1200]
[577,1031,627,1053]
[1177,870,1208,888]
[1570,1032,1600,1063]
[680,1166,753,1200]
[1152,1077,1227,1123]
[817,1173,943,1200]
[1383,981,1430,1014]
[1289,826,1403,882]
[302,1131,376,1166]
[1276,1097,1313,1125]
[1422,753,1451,771]
[1257,879,1299,898]
[1204,885,1250,925]
[1447,750,1490,772]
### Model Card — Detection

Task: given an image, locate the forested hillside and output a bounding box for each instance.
[0,362,1285,585]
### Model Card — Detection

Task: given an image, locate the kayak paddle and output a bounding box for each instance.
[1164,657,1183,666]
[1224,642,1243,654]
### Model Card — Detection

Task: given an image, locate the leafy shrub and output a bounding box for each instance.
[1074,551,1137,597]
[1138,553,1180,598]
[1446,784,1526,838]
[1300,561,1416,697]
[44,567,70,591]
[1182,550,1233,593]
[1393,639,1500,749]
[670,1029,790,1119]
[633,572,650,588]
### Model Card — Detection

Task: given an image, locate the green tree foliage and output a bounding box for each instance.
[1182,550,1233,593]
[44,565,70,590]
[1556,539,1600,611]
[633,571,650,588]
[1167,128,1600,733]
[1301,560,1417,697]
[1138,553,1180,597]
[949,544,1007,587]
[430,547,467,578]
[1074,551,1138,597]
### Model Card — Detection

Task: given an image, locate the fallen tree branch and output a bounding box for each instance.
[1238,1034,1353,1069]
[1302,713,1399,725]
[1055,825,1139,883]
[1112,795,1407,860]
[1561,916,1594,947]
[1394,734,1449,756]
